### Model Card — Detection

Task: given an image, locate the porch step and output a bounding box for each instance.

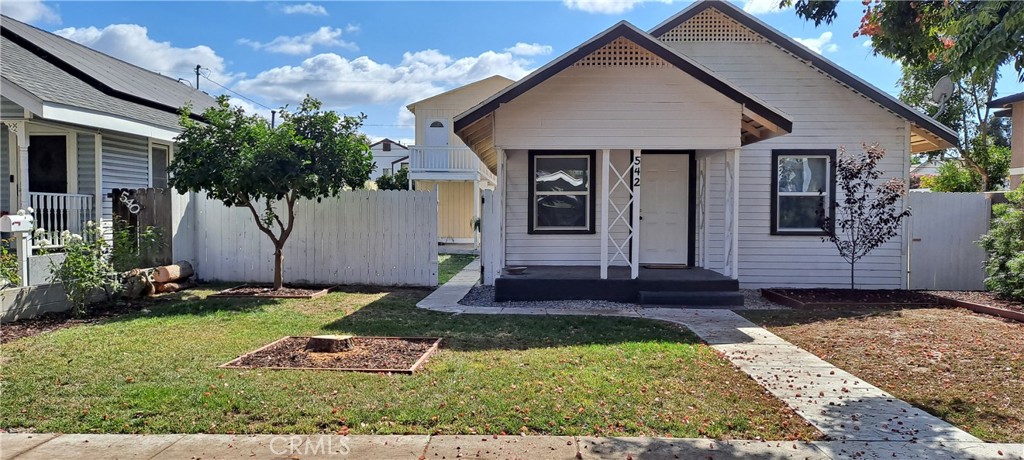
[639,290,745,307]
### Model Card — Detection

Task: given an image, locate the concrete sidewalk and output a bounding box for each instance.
[2,433,1020,460]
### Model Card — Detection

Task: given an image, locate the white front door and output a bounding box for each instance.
[425,120,448,146]
[639,154,689,265]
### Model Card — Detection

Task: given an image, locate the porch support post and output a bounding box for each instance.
[599,149,610,280]
[94,132,103,226]
[631,149,641,280]
[473,178,480,248]
[3,121,29,210]
[724,148,740,280]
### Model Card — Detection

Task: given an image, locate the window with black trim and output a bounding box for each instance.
[771,150,835,235]
[528,151,595,234]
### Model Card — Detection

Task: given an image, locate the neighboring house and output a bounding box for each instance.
[406,76,513,245]
[0,15,218,281]
[910,157,944,177]
[368,138,409,180]
[456,0,956,302]
[988,92,1023,189]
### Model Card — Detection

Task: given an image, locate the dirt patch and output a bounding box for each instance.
[762,288,943,308]
[928,291,1023,314]
[1,302,147,344]
[740,307,1024,442]
[209,285,332,299]
[222,336,441,373]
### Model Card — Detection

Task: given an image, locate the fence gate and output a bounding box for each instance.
[908,192,990,290]
[111,188,173,267]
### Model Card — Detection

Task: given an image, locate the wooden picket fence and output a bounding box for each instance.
[187,190,439,287]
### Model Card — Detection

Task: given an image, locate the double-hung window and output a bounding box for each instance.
[771,150,835,235]
[528,151,595,234]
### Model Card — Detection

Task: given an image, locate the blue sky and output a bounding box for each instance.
[3,0,1020,144]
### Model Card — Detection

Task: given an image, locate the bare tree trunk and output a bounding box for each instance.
[850,260,855,290]
[274,245,284,290]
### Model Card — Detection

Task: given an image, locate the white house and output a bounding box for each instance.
[988,91,1024,189]
[406,76,513,245]
[457,1,956,303]
[0,14,218,284]
[368,138,409,181]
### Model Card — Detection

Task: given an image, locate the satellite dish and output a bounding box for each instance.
[930,75,955,117]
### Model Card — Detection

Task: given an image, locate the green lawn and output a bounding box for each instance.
[437,254,476,285]
[0,286,817,439]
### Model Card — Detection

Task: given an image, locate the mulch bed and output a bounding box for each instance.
[208,285,333,299]
[1,302,141,344]
[762,288,943,309]
[221,336,442,373]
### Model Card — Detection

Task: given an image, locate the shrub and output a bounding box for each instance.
[978,188,1024,300]
[49,224,117,316]
[1,239,18,288]
[376,168,410,191]
[932,162,980,192]
[111,218,165,272]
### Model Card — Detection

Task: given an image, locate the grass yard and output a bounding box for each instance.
[437,254,476,285]
[0,287,817,440]
[740,308,1024,443]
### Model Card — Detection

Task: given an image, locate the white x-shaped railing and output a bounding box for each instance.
[599,149,641,279]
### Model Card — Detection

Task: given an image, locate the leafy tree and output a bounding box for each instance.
[376,167,410,191]
[171,96,373,289]
[931,162,980,192]
[978,188,1024,300]
[820,143,912,289]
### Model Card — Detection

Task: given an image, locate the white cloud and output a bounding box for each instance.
[562,0,671,14]
[505,42,553,57]
[235,48,536,110]
[227,96,273,120]
[345,23,361,34]
[862,39,873,48]
[280,2,327,16]
[1,0,60,24]
[54,24,229,80]
[795,31,839,54]
[238,27,357,56]
[742,0,787,15]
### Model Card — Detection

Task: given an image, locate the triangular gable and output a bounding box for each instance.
[406,75,514,113]
[454,20,792,135]
[650,0,958,151]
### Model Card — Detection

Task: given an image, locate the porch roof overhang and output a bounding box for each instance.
[649,0,959,155]
[453,21,793,173]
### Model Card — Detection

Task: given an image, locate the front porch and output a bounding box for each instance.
[494,265,740,305]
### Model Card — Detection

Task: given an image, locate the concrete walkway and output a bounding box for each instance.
[414,262,1024,458]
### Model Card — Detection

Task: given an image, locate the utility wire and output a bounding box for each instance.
[196,67,275,111]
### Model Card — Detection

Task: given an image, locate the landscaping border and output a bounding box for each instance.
[207,285,333,299]
[933,297,1024,323]
[759,288,937,309]
[219,336,442,374]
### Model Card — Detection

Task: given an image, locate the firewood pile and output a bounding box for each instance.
[121,261,197,299]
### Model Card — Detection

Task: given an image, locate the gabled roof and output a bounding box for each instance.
[0,14,217,126]
[988,91,1024,117]
[454,20,792,135]
[649,0,958,150]
[406,75,514,114]
[369,138,409,150]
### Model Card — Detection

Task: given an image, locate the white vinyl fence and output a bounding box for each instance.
[908,191,990,291]
[187,190,438,286]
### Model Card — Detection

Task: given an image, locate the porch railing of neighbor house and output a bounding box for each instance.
[409,146,497,184]
[28,192,95,249]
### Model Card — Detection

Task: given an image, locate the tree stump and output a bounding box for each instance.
[305,335,355,353]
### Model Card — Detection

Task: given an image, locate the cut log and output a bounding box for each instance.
[305,335,355,353]
[154,261,195,283]
[153,278,197,294]
[122,268,156,299]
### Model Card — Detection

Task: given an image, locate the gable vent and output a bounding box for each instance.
[660,8,765,43]
[573,37,668,68]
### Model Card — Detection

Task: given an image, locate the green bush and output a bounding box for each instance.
[1,239,19,288]
[931,162,980,192]
[111,218,165,272]
[978,188,1024,300]
[376,168,409,191]
[50,224,117,316]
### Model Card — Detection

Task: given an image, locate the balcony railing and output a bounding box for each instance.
[28,192,95,248]
[409,146,496,184]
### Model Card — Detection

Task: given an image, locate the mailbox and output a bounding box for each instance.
[0,214,34,233]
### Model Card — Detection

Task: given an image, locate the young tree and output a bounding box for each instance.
[171,96,373,289]
[821,143,912,289]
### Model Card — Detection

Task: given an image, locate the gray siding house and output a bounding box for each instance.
[0,14,218,257]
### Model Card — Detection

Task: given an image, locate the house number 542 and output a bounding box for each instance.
[632,157,641,187]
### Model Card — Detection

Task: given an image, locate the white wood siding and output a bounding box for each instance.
[505,148,634,266]
[191,191,439,286]
[1,125,8,212]
[0,97,23,119]
[666,41,910,288]
[494,66,741,150]
[100,132,150,219]
[76,133,96,195]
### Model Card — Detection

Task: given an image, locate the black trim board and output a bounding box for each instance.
[648,0,958,148]
[0,25,207,123]
[454,21,792,134]
[769,149,837,236]
[527,150,598,235]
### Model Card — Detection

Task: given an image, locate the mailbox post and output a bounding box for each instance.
[1,214,34,287]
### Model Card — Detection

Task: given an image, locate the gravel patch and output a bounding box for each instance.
[458,286,789,311]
